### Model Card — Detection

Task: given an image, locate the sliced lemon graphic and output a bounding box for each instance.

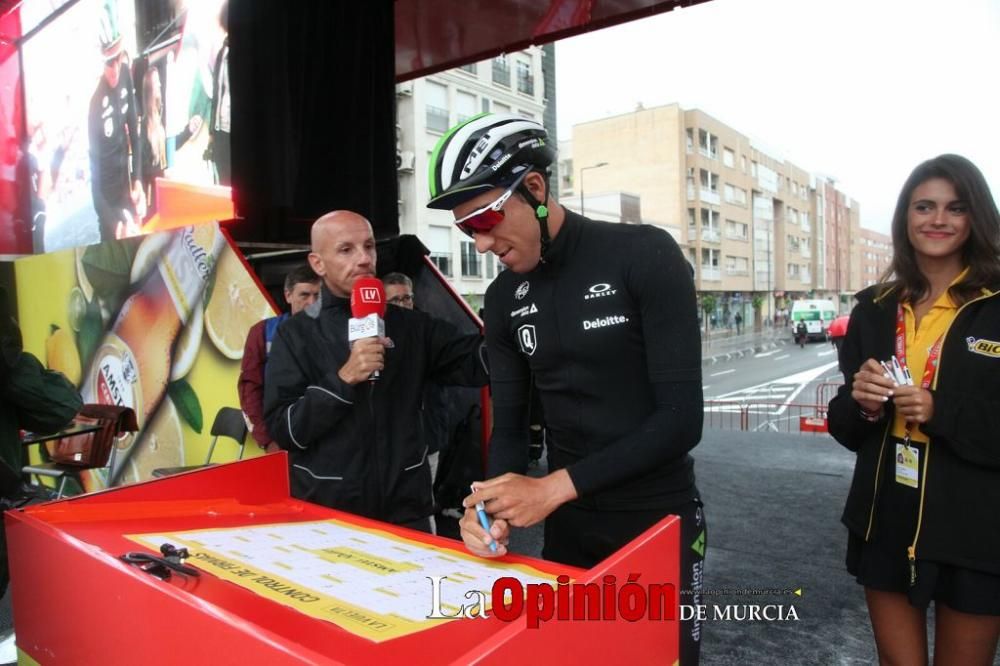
[124,398,184,484]
[75,246,94,302]
[203,244,273,360]
[129,232,172,285]
[170,305,203,381]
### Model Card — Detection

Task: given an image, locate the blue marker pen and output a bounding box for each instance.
[471,484,498,553]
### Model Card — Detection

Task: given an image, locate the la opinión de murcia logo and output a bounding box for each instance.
[426,574,676,627]
[425,575,802,627]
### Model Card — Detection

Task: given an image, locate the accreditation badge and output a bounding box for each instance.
[894,442,919,488]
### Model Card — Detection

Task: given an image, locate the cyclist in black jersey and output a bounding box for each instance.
[428,114,706,664]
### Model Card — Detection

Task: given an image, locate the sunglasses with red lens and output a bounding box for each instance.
[454,171,529,238]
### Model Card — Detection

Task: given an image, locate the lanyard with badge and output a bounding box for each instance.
[893,304,943,488]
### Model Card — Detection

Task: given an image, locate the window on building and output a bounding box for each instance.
[698,129,718,159]
[518,110,535,119]
[725,255,749,276]
[723,148,735,168]
[724,183,747,205]
[701,248,720,268]
[492,55,510,87]
[456,91,476,124]
[481,98,490,113]
[493,102,511,115]
[688,208,696,228]
[787,263,801,279]
[426,226,453,277]
[700,169,718,193]
[516,60,534,96]
[686,128,694,154]
[741,155,748,173]
[726,219,748,241]
[461,241,481,277]
[459,62,477,75]
[425,81,449,133]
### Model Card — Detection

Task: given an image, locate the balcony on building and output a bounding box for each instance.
[700,189,721,206]
[701,266,722,281]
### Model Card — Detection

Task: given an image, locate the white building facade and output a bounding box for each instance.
[396,49,548,305]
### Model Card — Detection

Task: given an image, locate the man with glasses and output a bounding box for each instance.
[89,0,143,243]
[428,114,706,664]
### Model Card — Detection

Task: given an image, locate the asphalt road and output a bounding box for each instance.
[704,339,843,406]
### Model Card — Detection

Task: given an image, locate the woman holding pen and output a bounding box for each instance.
[829,154,1000,665]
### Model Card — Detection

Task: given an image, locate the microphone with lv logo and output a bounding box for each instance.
[349,277,386,381]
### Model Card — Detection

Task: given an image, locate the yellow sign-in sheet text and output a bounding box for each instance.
[127,518,557,642]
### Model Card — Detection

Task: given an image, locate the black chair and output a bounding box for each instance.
[151,407,248,478]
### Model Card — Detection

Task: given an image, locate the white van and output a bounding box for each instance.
[790,299,838,341]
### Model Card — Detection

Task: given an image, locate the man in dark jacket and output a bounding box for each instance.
[0,286,81,604]
[263,211,488,532]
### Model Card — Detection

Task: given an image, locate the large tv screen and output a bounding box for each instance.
[20,0,231,254]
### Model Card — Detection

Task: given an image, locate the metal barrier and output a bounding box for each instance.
[703,400,833,435]
[814,382,842,411]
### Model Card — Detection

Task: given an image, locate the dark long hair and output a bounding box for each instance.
[880,154,1000,305]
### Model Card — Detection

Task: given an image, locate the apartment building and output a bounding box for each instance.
[395,48,547,306]
[567,103,884,327]
[858,227,893,288]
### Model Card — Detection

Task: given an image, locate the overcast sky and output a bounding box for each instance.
[554,0,1000,234]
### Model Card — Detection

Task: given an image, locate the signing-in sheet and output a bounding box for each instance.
[127,518,558,642]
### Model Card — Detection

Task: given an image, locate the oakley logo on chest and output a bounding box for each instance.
[517,324,537,356]
[510,303,538,318]
[584,283,616,300]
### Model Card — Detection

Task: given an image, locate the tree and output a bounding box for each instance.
[701,293,718,338]
[752,294,764,333]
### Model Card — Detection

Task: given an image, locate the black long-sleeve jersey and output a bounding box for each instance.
[89,62,141,229]
[483,211,703,511]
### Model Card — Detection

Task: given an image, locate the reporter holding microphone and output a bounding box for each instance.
[264,211,488,532]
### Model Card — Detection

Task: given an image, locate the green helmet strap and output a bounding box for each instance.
[517,175,552,261]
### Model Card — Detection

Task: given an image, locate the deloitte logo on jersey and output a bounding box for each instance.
[582,315,628,331]
[584,283,616,300]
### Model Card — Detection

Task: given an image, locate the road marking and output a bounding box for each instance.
[817,350,836,357]
[713,361,840,410]
[774,354,790,361]
[710,369,735,377]
[754,350,780,358]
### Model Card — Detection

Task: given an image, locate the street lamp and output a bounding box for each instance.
[579,161,609,218]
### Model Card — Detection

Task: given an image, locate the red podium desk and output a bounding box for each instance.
[7,454,680,665]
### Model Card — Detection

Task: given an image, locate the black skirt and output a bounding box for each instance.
[846,438,1000,616]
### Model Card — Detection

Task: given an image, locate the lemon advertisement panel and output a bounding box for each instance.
[15,223,274,492]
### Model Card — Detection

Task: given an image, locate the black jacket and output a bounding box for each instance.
[263,287,488,524]
[829,283,1000,575]
[483,212,703,511]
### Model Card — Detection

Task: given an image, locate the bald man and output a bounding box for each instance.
[263,211,488,531]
